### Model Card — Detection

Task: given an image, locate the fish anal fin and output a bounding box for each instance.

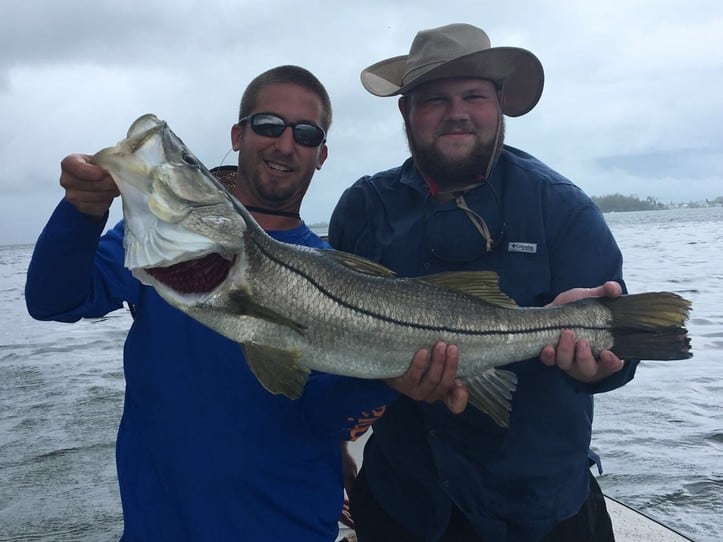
[464,368,518,427]
[325,249,397,277]
[242,342,310,399]
[421,271,518,308]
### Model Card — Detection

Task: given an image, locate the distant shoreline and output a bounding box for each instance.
[591,193,723,213]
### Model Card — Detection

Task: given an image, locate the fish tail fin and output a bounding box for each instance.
[602,292,692,360]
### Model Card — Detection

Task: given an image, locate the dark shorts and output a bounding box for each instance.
[350,467,614,542]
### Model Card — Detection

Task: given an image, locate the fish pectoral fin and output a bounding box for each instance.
[324,249,397,277]
[420,271,519,308]
[242,342,310,399]
[464,368,518,427]
[227,291,306,335]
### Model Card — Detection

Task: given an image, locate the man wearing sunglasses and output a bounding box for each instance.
[25,65,410,541]
[330,24,634,542]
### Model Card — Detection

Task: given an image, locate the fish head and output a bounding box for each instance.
[92,114,249,302]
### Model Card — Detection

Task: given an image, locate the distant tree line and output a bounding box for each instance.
[314,194,722,221]
[591,194,667,213]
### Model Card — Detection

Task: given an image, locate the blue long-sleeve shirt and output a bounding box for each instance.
[26,199,396,541]
[329,148,639,542]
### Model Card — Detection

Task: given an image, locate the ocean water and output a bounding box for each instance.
[1,206,721,541]
[589,207,723,540]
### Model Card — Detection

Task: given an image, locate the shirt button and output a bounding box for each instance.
[428,429,438,438]
[441,480,451,489]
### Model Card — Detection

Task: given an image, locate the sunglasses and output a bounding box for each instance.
[238,112,326,148]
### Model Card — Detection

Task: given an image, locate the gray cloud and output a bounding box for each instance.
[596,147,722,178]
[1,0,722,245]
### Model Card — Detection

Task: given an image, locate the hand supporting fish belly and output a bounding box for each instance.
[91,114,693,427]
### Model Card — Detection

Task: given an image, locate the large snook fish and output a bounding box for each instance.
[91,114,692,426]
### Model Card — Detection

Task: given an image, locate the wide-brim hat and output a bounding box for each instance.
[360,23,544,117]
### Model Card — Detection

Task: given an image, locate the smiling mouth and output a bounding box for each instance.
[440,130,473,136]
[266,160,292,173]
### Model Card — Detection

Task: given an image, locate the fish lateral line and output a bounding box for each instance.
[251,237,612,337]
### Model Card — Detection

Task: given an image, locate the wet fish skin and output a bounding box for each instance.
[91,114,692,427]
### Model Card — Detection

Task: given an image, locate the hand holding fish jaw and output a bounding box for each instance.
[60,154,120,220]
[385,342,469,414]
[540,281,625,383]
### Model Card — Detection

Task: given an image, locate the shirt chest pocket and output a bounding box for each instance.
[495,243,552,307]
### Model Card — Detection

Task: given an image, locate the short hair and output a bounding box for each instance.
[238,65,332,132]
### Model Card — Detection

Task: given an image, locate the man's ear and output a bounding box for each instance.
[231,123,243,151]
[397,96,407,116]
[315,143,328,170]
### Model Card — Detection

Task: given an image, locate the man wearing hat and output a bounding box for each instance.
[329,24,635,541]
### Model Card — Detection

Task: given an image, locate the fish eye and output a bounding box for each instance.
[181,152,200,166]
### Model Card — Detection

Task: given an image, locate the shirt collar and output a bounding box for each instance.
[399,154,503,197]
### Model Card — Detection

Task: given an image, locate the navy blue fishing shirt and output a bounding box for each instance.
[329,147,639,541]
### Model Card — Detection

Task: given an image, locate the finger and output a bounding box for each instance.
[60,154,90,176]
[585,282,618,299]
[62,173,119,194]
[539,344,556,366]
[406,349,431,384]
[603,281,623,299]
[438,344,459,390]
[597,350,624,375]
[60,153,108,181]
[583,285,605,298]
[339,504,354,529]
[572,340,598,380]
[60,154,118,197]
[554,329,576,370]
[421,342,447,391]
[445,379,469,414]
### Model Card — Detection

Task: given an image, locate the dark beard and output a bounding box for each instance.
[406,118,505,191]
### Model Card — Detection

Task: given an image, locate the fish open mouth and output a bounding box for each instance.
[145,253,235,294]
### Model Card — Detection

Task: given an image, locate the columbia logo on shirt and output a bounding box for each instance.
[507,242,537,254]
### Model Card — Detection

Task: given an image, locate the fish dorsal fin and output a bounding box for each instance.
[421,271,519,308]
[324,249,397,277]
[242,342,310,399]
[464,368,518,427]
[227,290,306,335]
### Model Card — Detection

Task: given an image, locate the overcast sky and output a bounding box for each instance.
[1,0,721,246]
